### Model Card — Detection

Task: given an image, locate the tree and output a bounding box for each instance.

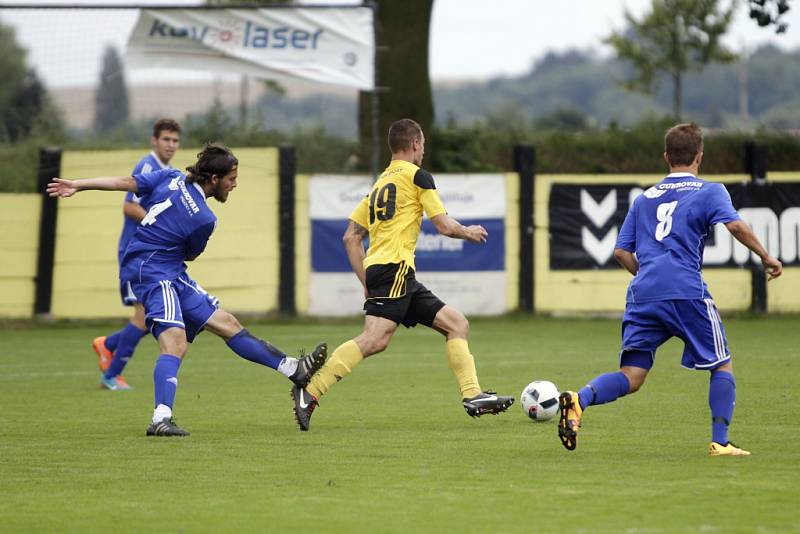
[0,23,27,115]
[0,21,63,143]
[748,0,790,33]
[535,107,591,131]
[93,45,129,133]
[185,96,235,145]
[606,0,737,118]
[359,0,434,173]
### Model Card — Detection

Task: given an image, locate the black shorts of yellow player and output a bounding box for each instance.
[363,261,445,328]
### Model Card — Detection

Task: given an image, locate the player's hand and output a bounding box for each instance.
[762,256,782,281]
[464,225,488,244]
[46,178,79,198]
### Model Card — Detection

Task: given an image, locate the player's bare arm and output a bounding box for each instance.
[430,214,488,243]
[343,220,369,291]
[47,176,138,198]
[614,248,639,275]
[725,220,783,280]
[123,201,147,223]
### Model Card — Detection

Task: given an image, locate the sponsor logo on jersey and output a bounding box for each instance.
[177,180,200,215]
[658,181,703,190]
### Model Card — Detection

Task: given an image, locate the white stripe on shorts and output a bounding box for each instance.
[160,280,175,322]
[167,281,176,321]
[704,298,724,362]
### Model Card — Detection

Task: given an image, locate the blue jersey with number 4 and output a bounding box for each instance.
[120,168,217,284]
[615,173,740,303]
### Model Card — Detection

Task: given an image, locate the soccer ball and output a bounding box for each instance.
[520,380,560,422]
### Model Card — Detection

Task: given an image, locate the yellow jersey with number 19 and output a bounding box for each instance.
[349,159,447,271]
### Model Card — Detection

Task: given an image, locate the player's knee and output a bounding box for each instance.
[157,327,187,357]
[172,340,188,358]
[435,306,469,338]
[620,366,647,393]
[222,312,243,333]
[713,362,733,374]
[208,309,243,339]
[449,312,469,338]
[365,335,390,356]
[458,315,470,336]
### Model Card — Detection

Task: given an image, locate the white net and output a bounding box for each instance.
[0,5,359,138]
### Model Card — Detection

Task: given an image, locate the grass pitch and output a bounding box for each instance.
[1,316,798,533]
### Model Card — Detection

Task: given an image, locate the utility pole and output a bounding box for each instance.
[738,41,749,123]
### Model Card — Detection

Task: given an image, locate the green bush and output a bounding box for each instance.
[2,123,798,193]
[428,122,800,175]
[0,139,42,192]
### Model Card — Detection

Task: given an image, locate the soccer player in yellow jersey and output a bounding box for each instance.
[291,118,514,431]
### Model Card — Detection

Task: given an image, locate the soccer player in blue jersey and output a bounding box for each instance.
[557,122,782,456]
[92,119,182,391]
[48,144,327,436]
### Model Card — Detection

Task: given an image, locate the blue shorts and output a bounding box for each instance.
[621,299,731,370]
[120,279,138,306]
[133,274,219,343]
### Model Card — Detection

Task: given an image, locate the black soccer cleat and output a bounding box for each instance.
[462,390,514,418]
[289,342,328,388]
[291,385,318,431]
[146,417,190,437]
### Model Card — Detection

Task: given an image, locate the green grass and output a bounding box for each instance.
[1,316,798,533]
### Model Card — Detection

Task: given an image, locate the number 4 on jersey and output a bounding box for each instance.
[655,201,678,241]
[141,198,173,227]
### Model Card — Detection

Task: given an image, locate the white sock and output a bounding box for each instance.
[152,404,172,423]
[277,357,298,378]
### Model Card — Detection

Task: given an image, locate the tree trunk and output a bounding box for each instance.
[359,0,435,173]
[672,71,682,119]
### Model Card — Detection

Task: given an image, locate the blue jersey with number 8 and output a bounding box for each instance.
[615,172,740,303]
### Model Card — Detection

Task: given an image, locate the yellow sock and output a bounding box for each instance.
[446,338,481,399]
[307,340,364,399]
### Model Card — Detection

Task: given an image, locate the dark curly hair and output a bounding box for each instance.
[185,143,238,184]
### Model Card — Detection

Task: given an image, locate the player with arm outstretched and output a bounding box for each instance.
[290,118,514,431]
[49,144,327,436]
[557,122,782,456]
[92,119,182,391]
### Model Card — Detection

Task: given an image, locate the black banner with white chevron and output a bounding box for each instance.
[549,184,638,269]
[548,182,800,270]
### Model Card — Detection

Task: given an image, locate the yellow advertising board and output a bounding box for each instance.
[51,147,280,318]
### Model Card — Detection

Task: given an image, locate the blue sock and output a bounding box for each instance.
[104,329,122,353]
[226,329,286,370]
[153,355,182,409]
[578,372,630,410]
[104,323,148,379]
[709,370,736,444]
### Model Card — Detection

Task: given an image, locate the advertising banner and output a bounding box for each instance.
[308,174,507,316]
[126,7,374,89]
[549,182,800,270]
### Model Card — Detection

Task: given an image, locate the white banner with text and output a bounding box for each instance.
[127,7,374,89]
[308,174,508,316]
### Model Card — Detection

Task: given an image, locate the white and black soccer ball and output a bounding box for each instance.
[520,380,560,422]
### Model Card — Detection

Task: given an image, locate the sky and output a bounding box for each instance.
[0,0,798,86]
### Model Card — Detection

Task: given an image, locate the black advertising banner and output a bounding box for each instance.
[549,185,639,269]
[549,181,800,270]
